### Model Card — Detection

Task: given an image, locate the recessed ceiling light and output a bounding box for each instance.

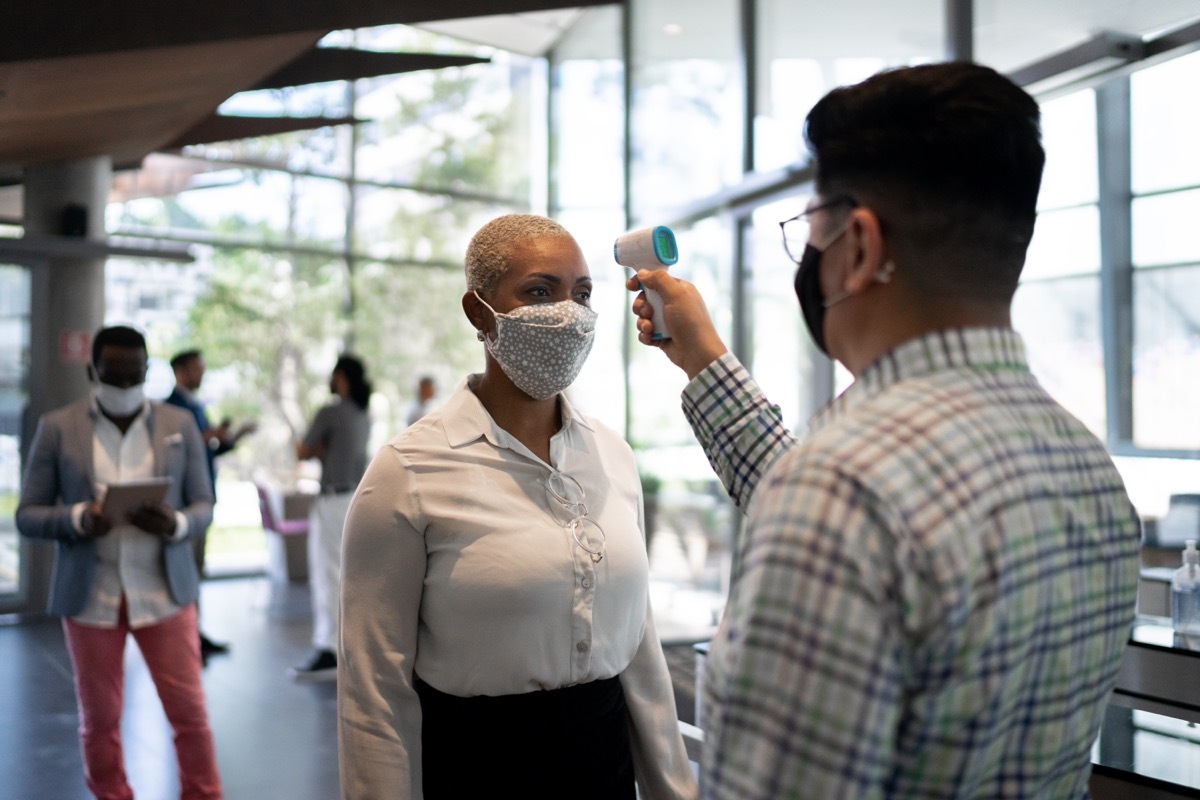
[663,23,683,36]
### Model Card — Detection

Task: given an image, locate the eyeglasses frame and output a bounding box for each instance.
[778,195,858,265]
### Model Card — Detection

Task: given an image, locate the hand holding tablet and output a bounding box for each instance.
[100,477,172,525]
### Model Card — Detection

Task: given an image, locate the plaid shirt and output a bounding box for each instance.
[684,328,1141,799]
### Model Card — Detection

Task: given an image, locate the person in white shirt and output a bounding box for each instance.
[290,355,372,682]
[338,214,697,800]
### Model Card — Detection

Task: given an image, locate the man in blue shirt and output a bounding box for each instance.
[166,349,256,658]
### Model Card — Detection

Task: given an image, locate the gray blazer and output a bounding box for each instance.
[16,397,214,617]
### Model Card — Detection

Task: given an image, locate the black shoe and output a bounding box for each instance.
[199,633,230,657]
[288,649,337,682]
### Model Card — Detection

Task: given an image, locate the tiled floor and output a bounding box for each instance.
[0,575,702,800]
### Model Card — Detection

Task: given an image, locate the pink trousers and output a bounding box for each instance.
[63,602,222,800]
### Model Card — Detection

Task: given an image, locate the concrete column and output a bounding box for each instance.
[23,155,111,429]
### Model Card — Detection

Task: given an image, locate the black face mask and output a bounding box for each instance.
[793,242,831,355]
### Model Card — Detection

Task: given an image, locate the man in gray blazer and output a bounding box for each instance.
[17,325,223,800]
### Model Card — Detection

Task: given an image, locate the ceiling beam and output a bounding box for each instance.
[2,0,612,63]
[251,48,490,91]
[162,115,362,150]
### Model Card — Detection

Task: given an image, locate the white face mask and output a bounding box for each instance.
[476,293,598,401]
[95,383,145,416]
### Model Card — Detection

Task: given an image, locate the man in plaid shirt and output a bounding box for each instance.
[628,62,1141,798]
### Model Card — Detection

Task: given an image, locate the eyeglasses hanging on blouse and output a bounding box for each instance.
[546,471,607,564]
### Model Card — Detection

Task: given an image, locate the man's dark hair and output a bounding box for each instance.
[92,325,147,366]
[169,349,201,371]
[803,61,1045,299]
[335,355,372,411]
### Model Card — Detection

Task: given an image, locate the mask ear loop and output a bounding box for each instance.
[473,291,496,343]
[824,259,895,308]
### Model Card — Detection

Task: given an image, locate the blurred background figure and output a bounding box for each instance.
[18,325,223,800]
[167,348,258,660]
[405,375,437,427]
[290,355,371,682]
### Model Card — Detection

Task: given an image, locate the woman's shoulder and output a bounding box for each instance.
[384,412,446,451]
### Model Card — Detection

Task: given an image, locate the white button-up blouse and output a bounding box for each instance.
[338,375,697,800]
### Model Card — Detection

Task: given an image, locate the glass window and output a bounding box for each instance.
[631,215,739,621]
[1037,89,1098,210]
[1130,48,1200,452]
[750,198,816,431]
[1023,206,1102,280]
[1133,189,1200,268]
[355,187,506,268]
[1131,49,1200,195]
[755,0,943,173]
[355,51,537,203]
[628,217,734,453]
[1113,455,1200,520]
[119,171,348,249]
[1012,276,1106,437]
[0,264,30,600]
[629,0,743,222]
[554,57,625,210]
[1133,266,1200,451]
[551,7,624,212]
[1017,86,1104,438]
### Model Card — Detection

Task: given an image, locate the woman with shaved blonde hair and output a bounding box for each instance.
[338,214,697,800]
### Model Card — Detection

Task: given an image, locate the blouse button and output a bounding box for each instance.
[576,641,589,653]
[581,578,592,589]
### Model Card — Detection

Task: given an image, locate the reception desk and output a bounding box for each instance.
[1093,617,1200,799]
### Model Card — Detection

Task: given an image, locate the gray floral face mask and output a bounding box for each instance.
[475,293,598,401]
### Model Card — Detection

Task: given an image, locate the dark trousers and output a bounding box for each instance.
[415,675,636,799]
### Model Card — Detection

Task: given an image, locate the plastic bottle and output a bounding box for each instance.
[1171,539,1200,635]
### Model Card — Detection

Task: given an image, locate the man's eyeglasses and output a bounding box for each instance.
[779,196,857,264]
[547,471,606,564]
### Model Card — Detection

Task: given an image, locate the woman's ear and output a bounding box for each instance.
[462,291,489,338]
[842,207,889,295]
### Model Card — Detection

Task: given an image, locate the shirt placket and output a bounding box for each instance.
[92,419,125,625]
[114,419,154,625]
[569,531,597,682]
[551,429,597,683]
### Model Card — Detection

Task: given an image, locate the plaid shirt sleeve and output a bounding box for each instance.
[681,352,798,512]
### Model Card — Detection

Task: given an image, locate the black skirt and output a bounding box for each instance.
[415,674,636,799]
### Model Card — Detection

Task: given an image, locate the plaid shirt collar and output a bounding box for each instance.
[812,327,1029,434]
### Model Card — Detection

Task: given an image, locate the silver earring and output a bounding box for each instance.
[876,260,896,284]
[476,330,485,342]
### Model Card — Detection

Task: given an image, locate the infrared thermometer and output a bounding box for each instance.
[614,225,678,340]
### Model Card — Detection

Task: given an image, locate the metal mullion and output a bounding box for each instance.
[1096,77,1134,446]
[732,0,755,368]
[621,0,635,442]
[945,0,974,62]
